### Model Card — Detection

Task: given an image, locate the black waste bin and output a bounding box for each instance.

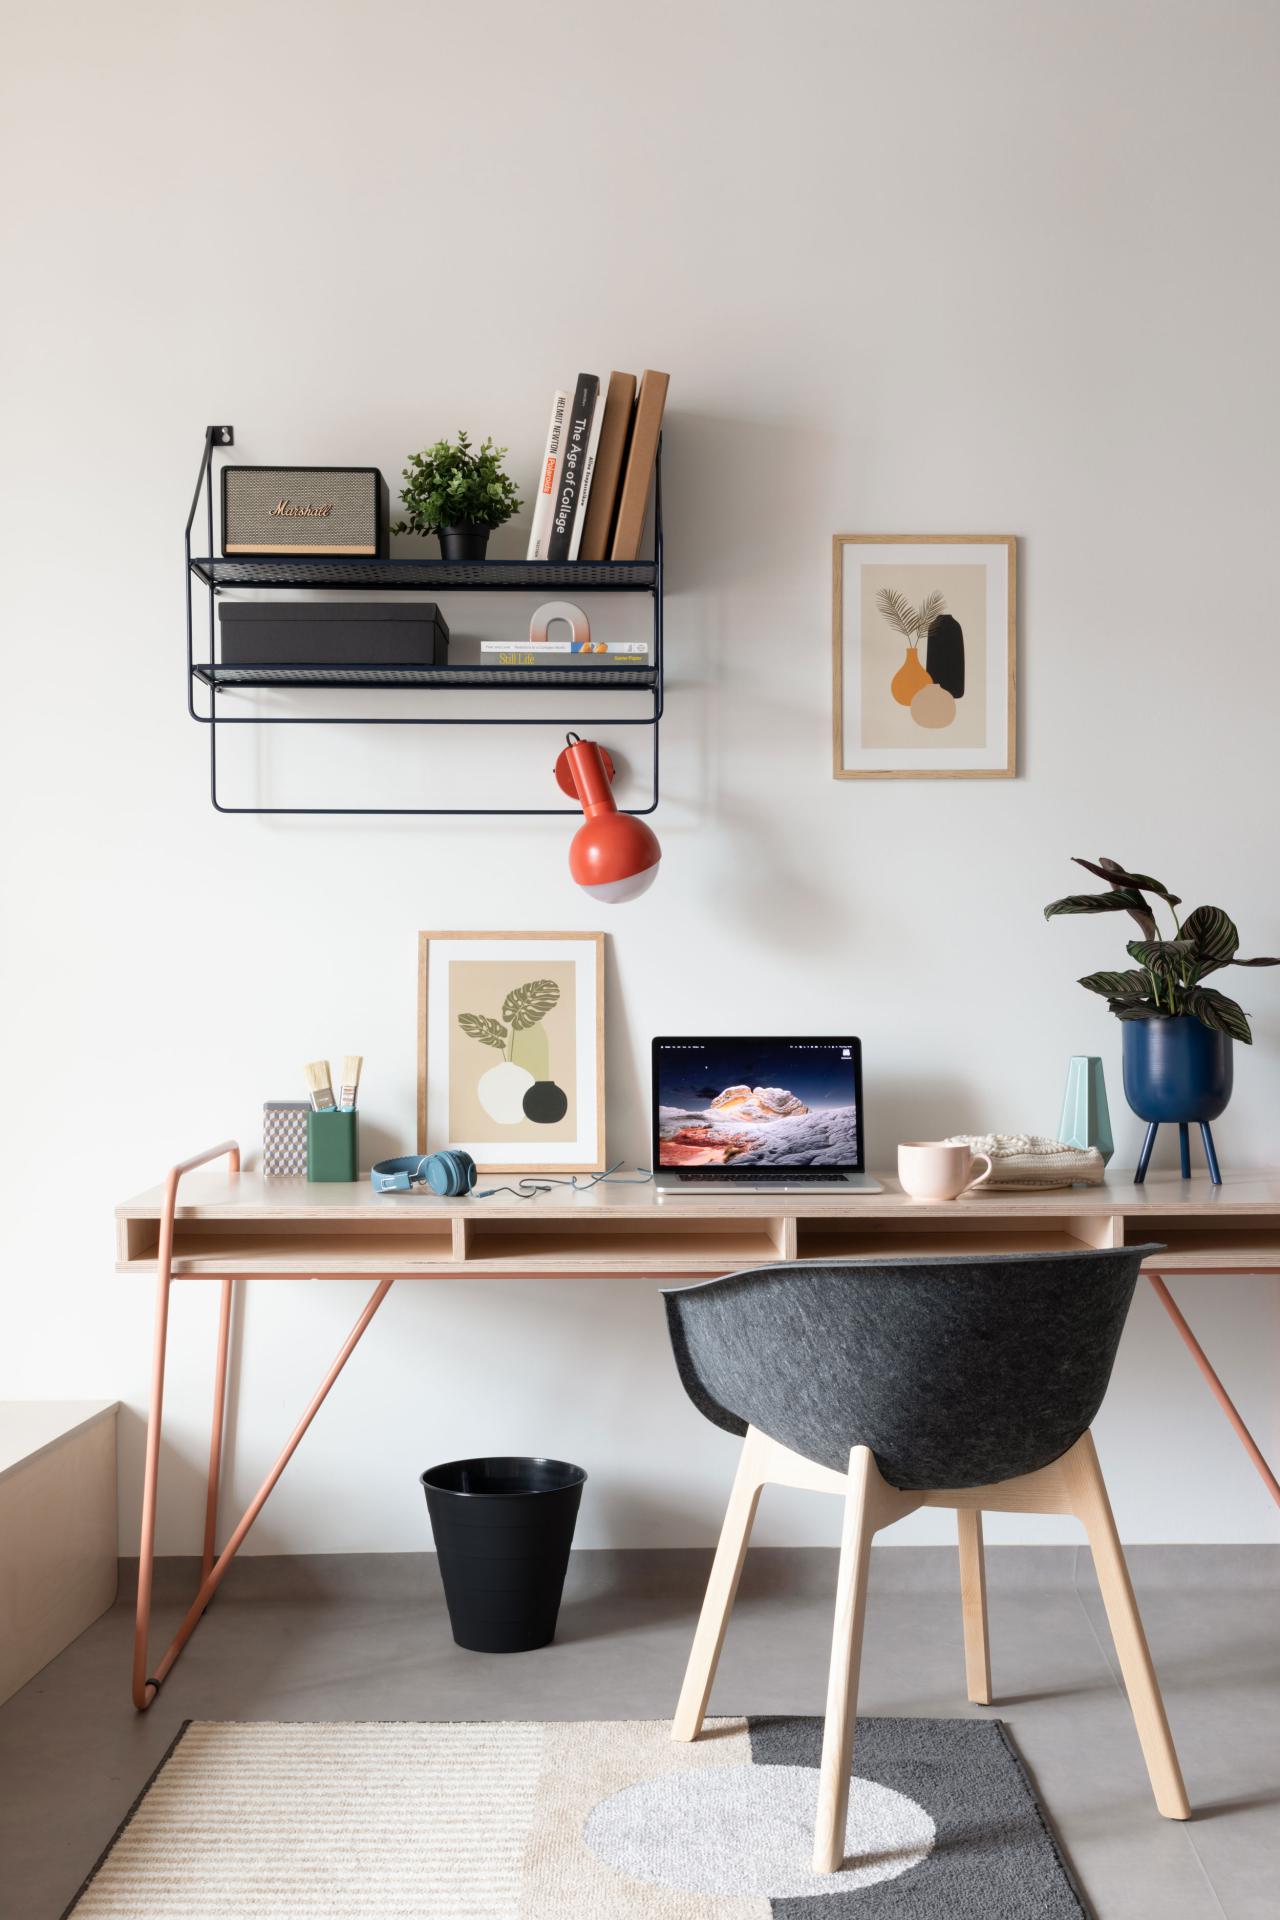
[420,1455,586,1653]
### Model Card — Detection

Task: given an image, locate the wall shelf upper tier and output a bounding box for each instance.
[190,556,657,592]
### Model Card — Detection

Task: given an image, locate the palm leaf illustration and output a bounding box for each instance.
[502,979,560,1031]
[917,590,946,630]
[457,1012,507,1050]
[875,586,917,637]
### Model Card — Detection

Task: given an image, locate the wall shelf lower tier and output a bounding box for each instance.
[193,662,658,692]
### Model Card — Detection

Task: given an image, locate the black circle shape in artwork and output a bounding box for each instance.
[925,613,965,698]
[523,1079,569,1123]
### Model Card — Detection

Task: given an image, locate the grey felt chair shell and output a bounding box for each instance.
[664,1245,1151,1489]
[662,1247,1190,1873]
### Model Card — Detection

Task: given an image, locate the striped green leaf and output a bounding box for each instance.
[1181,906,1239,977]
[1108,997,1161,1021]
[1079,969,1151,999]
[1183,984,1252,1043]
[1126,939,1191,971]
[1072,857,1181,905]
[1044,889,1151,921]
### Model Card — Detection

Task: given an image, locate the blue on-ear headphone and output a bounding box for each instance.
[371,1150,478,1196]
[372,1151,653,1203]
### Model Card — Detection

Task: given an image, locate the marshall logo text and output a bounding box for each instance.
[270,498,335,518]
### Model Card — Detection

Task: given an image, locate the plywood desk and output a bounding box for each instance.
[116,1143,1280,1708]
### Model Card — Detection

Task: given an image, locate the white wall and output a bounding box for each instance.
[3,0,1278,1552]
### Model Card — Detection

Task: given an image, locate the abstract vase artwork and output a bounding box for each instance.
[458,979,568,1125]
[420,932,605,1173]
[877,588,965,734]
[833,537,1015,778]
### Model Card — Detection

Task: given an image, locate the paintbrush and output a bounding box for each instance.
[339,1055,363,1112]
[304,1060,336,1112]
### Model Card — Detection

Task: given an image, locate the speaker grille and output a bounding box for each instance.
[223,467,383,554]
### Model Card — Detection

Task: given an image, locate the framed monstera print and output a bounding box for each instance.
[417,932,605,1171]
[833,535,1016,778]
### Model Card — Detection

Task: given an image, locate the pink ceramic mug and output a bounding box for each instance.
[897,1141,994,1203]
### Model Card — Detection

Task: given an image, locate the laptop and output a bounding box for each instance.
[652,1036,882,1193]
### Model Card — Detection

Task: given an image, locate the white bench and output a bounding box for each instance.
[0,1401,119,1704]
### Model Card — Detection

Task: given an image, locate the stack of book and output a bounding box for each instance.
[526,370,669,563]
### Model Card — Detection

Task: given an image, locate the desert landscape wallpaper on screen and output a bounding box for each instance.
[656,1043,859,1167]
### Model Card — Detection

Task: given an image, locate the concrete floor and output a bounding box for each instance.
[0,1546,1275,1919]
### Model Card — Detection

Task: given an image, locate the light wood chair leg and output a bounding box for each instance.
[672,1427,766,1742]
[813,1445,882,1873]
[957,1508,992,1705]
[1060,1433,1191,1820]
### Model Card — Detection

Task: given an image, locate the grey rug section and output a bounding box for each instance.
[663,1248,1156,1485]
[748,1715,1089,1919]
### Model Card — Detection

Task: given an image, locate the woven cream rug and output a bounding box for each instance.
[66,1717,1087,1917]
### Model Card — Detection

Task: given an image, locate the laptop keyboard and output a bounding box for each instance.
[674,1167,846,1183]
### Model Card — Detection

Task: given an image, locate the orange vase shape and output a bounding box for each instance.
[891,644,931,707]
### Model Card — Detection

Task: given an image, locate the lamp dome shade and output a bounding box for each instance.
[569,813,661,901]
[555,735,662,903]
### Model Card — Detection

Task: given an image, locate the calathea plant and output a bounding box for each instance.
[1044,858,1279,1043]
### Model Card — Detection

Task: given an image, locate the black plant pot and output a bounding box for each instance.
[438,524,490,562]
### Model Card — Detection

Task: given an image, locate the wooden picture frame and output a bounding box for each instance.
[833,535,1017,779]
[417,931,606,1171]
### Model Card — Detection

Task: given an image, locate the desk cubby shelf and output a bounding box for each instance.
[185,424,665,816]
[116,1171,1280,1280]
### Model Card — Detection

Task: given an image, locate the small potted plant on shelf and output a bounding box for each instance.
[393,431,522,561]
[1044,856,1279,1172]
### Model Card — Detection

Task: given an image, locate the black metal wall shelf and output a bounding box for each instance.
[184,423,665,816]
[194,662,659,691]
[191,555,657,592]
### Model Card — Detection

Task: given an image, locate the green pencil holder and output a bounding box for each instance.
[307,1110,359,1182]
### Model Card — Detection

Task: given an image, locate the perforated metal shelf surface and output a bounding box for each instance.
[193,661,659,691]
[191,556,657,591]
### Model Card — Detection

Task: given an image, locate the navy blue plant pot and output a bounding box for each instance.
[1121,1016,1233,1124]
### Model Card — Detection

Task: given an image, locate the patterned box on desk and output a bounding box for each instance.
[263,1101,308,1177]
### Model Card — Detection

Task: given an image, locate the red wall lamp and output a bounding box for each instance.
[554,734,661,903]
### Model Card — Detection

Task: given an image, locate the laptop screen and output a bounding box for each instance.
[652,1037,862,1171]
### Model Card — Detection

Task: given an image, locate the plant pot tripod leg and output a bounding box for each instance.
[1135,1122,1159,1184]
[1199,1123,1222,1186]
[1178,1124,1191,1178]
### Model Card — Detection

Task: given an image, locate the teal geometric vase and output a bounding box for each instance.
[1058,1055,1114,1165]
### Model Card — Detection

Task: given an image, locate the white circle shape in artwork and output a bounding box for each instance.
[583,1764,934,1898]
[477,1061,535,1124]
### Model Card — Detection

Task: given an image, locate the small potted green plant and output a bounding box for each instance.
[393,431,522,561]
[1044,856,1278,1167]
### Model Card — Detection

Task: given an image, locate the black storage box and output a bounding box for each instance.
[219,601,449,667]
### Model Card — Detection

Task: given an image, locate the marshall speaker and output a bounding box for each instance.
[221,466,390,558]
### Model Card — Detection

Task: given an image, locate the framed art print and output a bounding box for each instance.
[417,932,605,1171]
[833,535,1016,778]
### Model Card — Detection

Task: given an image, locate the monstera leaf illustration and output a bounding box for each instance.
[502,979,560,1031]
[457,1013,508,1050]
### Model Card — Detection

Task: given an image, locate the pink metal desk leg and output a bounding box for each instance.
[202,1278,235,1582]
[138,1275,394,1706]
[1147,1271,1280,1509]
[132,1140,241,1711]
